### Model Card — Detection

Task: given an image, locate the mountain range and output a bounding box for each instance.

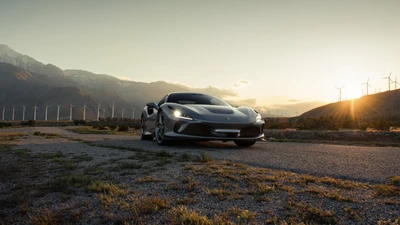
[0,44,239,120]
[2,44,399,122]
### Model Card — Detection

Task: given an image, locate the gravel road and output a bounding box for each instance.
[3,126,400,183]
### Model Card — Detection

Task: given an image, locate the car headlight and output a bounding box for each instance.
[174,110,193,120]
[256,113,262,121]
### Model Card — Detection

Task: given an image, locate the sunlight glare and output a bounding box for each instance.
[343,83,363,100]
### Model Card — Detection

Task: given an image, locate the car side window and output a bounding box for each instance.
[157,95,167,107]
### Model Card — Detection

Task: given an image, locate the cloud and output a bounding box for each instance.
[166,81,238,98]
[192,85,238,98]
[233,80,251,88]
[118,76,134,81]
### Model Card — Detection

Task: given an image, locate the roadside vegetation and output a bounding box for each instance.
[0,131,399,224]
[66,125,140,135]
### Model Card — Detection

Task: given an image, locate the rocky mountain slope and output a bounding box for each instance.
[0,44,237,120]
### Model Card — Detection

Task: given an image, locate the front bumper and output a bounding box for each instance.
[164,119,265,141]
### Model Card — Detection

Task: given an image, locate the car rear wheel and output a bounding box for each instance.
[140,116,153,140]
[155,112,170,145]
[234,140,256,147]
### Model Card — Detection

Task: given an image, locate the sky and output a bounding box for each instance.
[1,0,399,114]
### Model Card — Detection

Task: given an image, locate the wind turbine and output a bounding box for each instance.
[1,105,4,120]
[121,108,124,118]
[12,104,15,121]
[33,105,38,121]
[44,103,49,121]
[383,72,392,91]
[132,107,135,119]
[335,86,344,102]
[69,104,74,121]
[82,103,87,121]
[394,76,400,90]
[22,105,26,121]
[361,78,372,95]
[56,104,61,121]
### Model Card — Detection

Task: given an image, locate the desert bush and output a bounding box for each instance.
[74,120,86,125]
[109,125,117,130]
[27,120,36,127]
[98,125,107,130]
[118,124,129,132]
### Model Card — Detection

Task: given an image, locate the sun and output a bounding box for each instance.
[343,84,363,100]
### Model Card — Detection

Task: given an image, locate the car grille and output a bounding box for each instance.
[174,122,262,138]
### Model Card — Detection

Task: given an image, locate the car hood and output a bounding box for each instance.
[183,105,256,123]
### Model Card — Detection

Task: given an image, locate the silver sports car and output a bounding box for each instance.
[140,92,265,147]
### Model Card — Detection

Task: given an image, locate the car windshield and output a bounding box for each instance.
[167,93,230,106]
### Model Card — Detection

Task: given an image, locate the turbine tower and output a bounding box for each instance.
[82,103,87,121]
[121,108,124,118]
[361,78,372,95]
[12,104,15,121]
[33,105,38,121]
[56,104,61,121]
[96,104,101,120]
[111,101,115,118]
[22,106,26,121]
[1,105,4,120]
[69,104,74,121]
[394,76,400,90]
[335,86,344,102]
[102,107,105,118]
[132,107,135,119]
[383,72,392,91]
[44,103,49,121]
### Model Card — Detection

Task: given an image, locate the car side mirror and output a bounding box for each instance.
[146,102,158,109]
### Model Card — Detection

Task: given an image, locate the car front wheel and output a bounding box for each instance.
[155,112,170,145]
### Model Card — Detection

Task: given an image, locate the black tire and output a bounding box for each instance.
[155,112,170,145]
[140,116,153,140]
[234,140,256,147]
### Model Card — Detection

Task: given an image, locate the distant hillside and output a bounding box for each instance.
[299,90,400,121]
[0,44,238,120]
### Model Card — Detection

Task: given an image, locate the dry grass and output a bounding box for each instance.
[66,126,138,135]
[1,131,399,224]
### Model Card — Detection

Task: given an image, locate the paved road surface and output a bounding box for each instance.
[3,127,399,183]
